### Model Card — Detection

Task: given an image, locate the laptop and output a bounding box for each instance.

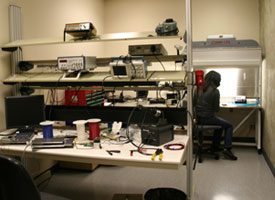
[31,137,74,149]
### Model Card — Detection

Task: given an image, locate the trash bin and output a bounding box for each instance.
[112,193,143,200]
[144,188,187,200]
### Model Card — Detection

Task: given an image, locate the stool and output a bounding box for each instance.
[193,124,222,169]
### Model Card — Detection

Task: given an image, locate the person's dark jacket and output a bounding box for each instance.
[195,86,220,118]
[194,70,221,118]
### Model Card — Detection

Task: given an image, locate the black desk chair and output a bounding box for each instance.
[0,155,69,200]
[193,124,221,169]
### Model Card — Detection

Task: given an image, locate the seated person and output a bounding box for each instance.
[194,70,237,160]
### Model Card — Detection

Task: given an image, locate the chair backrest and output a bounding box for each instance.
[0,155,41,200]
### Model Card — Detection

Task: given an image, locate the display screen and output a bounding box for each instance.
[113,65,127,76]
[5,95,45,129]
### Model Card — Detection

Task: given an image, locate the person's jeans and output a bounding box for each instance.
[198,116,233,150]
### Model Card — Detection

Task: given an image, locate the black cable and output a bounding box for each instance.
[146,71,156,81]
[48,74,63,120]
[102,75,112,92]
[125,106,139,148]
[23,72,44,83]
[125,106,159,156]
[176,90,187,108]
[158,84,176,99]
[125,106,156,154]
[129,56,137,79]
[101,75,113,106]
[154,55,166,71]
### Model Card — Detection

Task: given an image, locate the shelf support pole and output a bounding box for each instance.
[185,0,193,199]
[9,5,22,95]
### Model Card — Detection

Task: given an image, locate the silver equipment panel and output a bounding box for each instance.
[110,57,147,79]
[57,56,96,71]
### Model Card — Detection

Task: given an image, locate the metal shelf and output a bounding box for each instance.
[3,71,186,88]
[1,31,184,51]
[20,55,186,67]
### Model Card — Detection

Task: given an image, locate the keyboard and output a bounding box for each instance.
[0,131,34,145]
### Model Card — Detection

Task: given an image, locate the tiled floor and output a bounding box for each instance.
[41,147,275,200]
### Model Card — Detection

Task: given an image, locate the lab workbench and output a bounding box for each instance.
[220,101,261,153]
[0,131,188,169]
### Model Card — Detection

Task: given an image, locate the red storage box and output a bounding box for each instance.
[65,90,104,106]
[65,90,91,106]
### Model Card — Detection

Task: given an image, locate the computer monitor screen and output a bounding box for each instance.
[5,95,45,130]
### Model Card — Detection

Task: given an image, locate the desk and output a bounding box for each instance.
[0,133,189,169]
[0,133,189,198]
[220,102,261,153]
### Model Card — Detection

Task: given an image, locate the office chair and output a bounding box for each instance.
[0,155,69,200]
[193,123,221,169]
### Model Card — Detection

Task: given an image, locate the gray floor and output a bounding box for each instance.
[41,147,275,200]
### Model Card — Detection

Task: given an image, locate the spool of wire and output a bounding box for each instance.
[164,143,184,150]
[87,118,101,140]
[73,120,87,142]
[40,121,54,139]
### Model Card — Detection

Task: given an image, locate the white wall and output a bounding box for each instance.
[103,0,259,56]
[104,0,259,41]
[260,0,275,168]
[193,0,259,41]
[16,0,105,60]
[103,0,185,57]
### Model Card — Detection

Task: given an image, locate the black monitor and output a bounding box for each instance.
[5,95,45,131]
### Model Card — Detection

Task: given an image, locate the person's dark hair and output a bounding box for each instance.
[203,70,221,91]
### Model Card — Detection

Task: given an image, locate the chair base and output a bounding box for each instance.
[193,124,222,169]
[198,147,220,163]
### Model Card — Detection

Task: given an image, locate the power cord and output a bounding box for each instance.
[21,142,32,168]
[126,106,159,156]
